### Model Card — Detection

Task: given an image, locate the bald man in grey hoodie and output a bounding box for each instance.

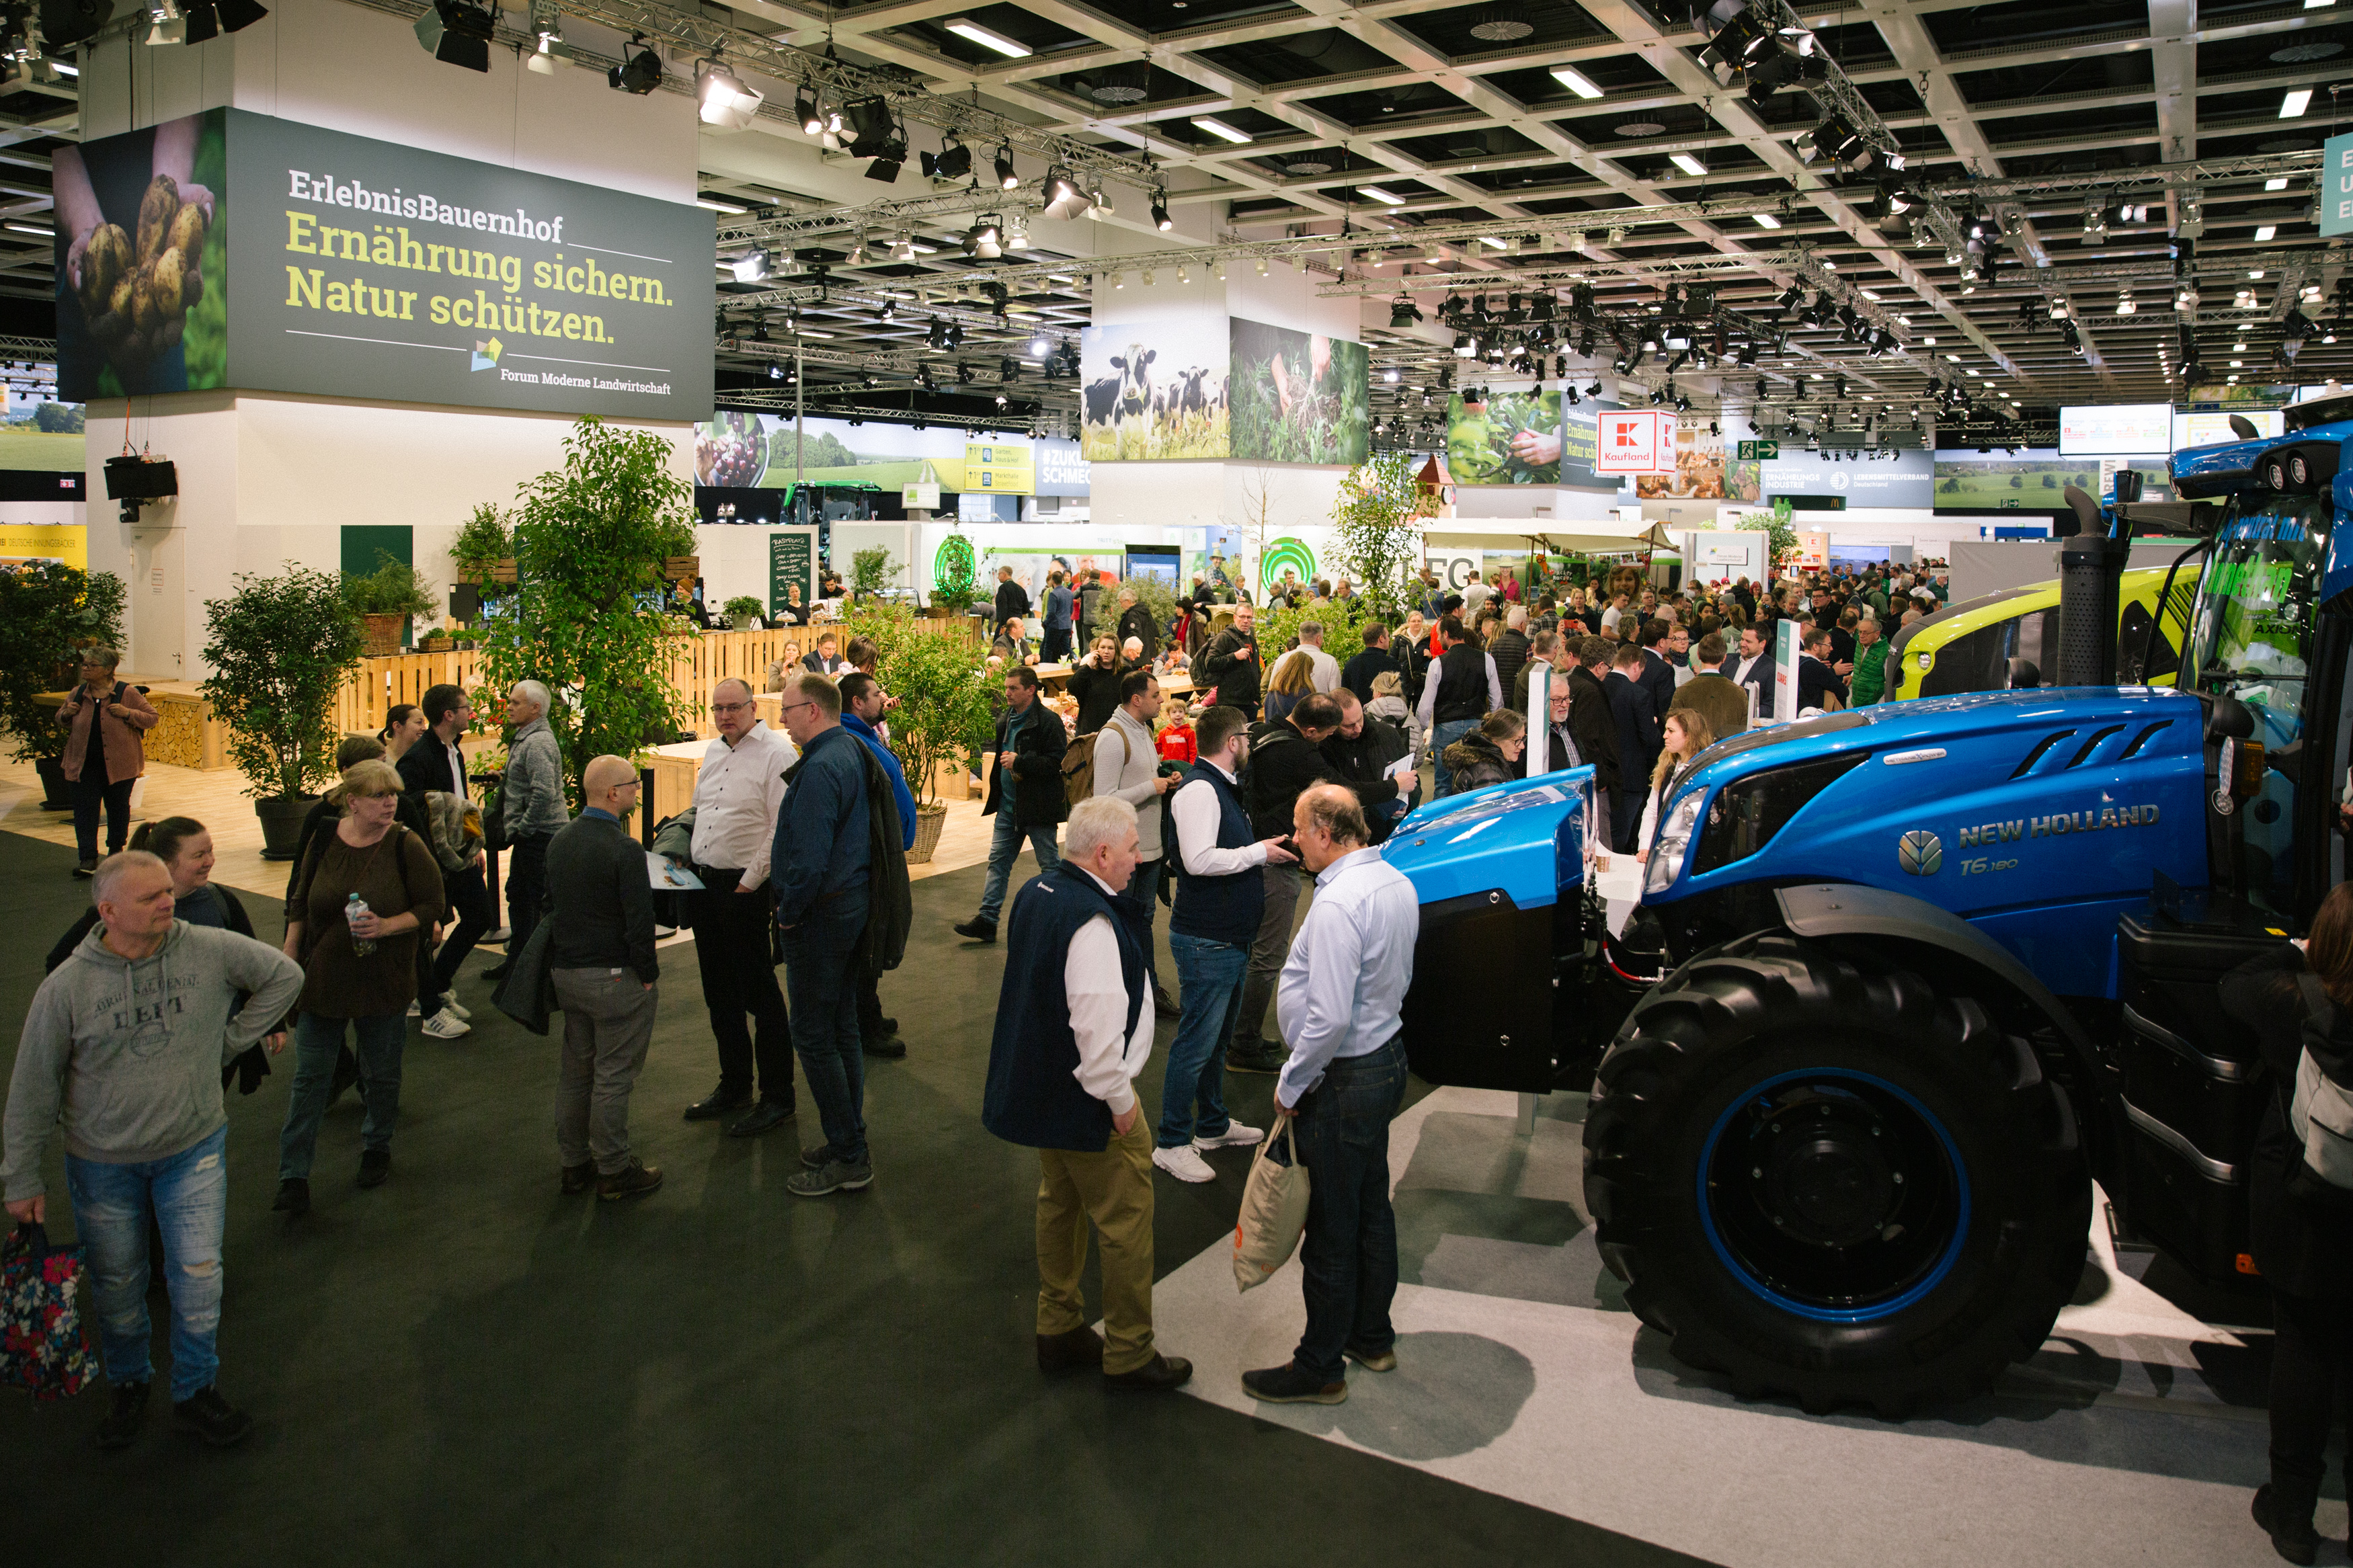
[3,852,303,1452]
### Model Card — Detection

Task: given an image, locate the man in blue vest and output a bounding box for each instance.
[1153,705,1296,1183]
[982,796,1191,1391]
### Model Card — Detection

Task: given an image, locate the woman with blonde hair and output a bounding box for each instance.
[274,758,445,1214]
[1636,707,1716,864]
[1261,649,1318,724]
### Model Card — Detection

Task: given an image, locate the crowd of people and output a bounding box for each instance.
[4,550,1962,1454]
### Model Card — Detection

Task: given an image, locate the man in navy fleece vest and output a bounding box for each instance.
[982,796,1192,1393]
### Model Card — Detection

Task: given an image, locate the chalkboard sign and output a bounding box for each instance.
[769,532,813,618]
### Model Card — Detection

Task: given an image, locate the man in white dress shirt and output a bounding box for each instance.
[1296,621,1342,694]
[674,677,799,1137]
[982,797,1192,1391]
[1242,784,1419,1407]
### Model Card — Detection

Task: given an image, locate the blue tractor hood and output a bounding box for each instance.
[1381,766,1598,910]
[1642,688,2210,997]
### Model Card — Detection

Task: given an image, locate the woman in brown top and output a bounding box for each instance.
[56,644,159,876]
[272,759,444,1214]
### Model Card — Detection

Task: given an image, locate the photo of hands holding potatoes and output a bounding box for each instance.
[54,111,229,399]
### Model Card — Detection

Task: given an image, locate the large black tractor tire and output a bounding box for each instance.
[1583,933,2090,1418]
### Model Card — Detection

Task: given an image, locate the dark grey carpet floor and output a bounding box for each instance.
[0,830,1710,1567]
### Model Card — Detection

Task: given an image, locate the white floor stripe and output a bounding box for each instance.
[1151,1084,2321,1568]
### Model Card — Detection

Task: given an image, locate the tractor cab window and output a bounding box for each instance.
[2184,496,2324,913]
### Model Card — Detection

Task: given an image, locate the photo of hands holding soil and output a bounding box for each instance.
[55,110,227,399]
[1228,316,1367,465]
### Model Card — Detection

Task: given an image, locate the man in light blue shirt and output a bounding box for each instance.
[1242,784,1419,1408]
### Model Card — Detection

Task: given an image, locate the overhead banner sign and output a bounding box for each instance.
[1597,409,1670,474]
[2327,131,2353,239]
[2058,403,2173,457]
[56,108,715,419]
[1736,448,1933,508]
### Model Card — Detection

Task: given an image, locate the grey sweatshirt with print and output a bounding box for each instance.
[3,921,303,1200]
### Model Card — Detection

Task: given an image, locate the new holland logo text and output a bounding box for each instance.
[1956,803,2159,847]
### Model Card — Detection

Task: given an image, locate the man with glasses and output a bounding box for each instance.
[675,677,798,1137]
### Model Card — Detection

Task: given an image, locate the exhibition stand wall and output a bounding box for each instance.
[71,0,705,683]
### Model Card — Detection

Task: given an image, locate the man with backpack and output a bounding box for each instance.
[1090,669,1179,1019]
[954,667,1065,944]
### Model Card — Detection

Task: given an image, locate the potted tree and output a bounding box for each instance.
[0,561,127,809]
[343,552,438,657]
[850,545,897,603]
[844,604,994,862]
[200,563,364,858]
[452,502,517,591]
[721,595,766,630]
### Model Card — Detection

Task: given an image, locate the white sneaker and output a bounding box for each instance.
[422,1007,473,1039]
[653,925,678,939]
[1151,1145,1215,1184]
[1194,1121,1264,1151]
[442,999,472,1021]
[483,926,512,944]
[405,1000,421,1018]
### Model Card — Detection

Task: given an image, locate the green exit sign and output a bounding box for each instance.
[1738,440,1780,460]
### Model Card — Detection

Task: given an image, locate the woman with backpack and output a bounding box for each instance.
[56,645,158,877]
[2225,880,2353,1564]
[273,759,444,1216]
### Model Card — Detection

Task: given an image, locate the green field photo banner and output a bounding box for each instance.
[54,109,717,417]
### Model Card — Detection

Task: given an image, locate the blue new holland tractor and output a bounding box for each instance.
[1382,396,2353,1416]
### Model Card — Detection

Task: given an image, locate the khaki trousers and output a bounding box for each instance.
[1035,1119,1156,1374]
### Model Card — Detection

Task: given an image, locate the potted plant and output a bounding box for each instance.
[844,604,994,862]
[722,595,765,630]
[199,563,364,858]
[452,502,517,590]
[850,545,897,603]
[342,552,437,656]
[0,561,127,809]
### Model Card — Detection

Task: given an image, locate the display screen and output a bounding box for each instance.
[2176,408,2283,450]
[2058,404,2174,457]
[0,362,83,470]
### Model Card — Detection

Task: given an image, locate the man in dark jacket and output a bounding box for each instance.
[770,673,876,1197]
[1114,586,1159,663]
[982,796,1191,1392]
[1511,631,1563,713]
[1796,626,1849,712]
[1604,645,1659,852]
[955,667,1066,943]
[1229,694,1411,1071]
[1340,622,1399,705]
[1488,608,1533,701]
[1199,602,1265,718]
[993,567,1031,631]
[1039,570,1076,663]
[1319,690,1417,843]
[842,673,915,1061]
[1567,636,1622,807]
[545,755,664,1200]
[1637,618,1678,719]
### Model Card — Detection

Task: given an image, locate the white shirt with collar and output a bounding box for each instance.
[688,720,797,887]
[1065,866,1154,1116]
[1301,645,1341,694]
[1169,758,1272,876]
[1275,844,1419,1105]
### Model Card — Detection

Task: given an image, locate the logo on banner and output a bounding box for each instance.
[471,336,503,372]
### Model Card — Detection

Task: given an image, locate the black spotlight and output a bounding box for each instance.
[40,0,122,48]
[608,34,663,93]
[1150,190,1172,231]
[1390,295,1423,329]
[994,143,1017,190]
[797,87,824,135]
[921,137,971,181]
[417,0,495,71]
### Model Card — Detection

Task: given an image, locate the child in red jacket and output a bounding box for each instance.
[1155,699,1197,766]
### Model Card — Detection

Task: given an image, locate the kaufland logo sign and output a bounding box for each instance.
[1598,410,1668,474]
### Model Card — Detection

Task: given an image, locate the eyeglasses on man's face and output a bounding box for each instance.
[711,700,754,714]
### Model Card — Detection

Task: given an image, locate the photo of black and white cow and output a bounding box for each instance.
[1079,323,1231,460]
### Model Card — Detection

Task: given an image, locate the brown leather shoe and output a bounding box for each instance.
[1104,1352,1193,1392]
[1037,1326,1105,1372]
[597,1161,664,1200]
[560,1162,596,1196]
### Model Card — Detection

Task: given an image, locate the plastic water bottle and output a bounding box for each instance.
[346,893,376,957]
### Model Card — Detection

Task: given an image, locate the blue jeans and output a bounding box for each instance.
[783,894,869,1165]
[1158,934,1248,1148]
[65,1123,228,1401]
[1285,1035,1408,1382]
[279,1012,407,1180]
[1430,718,1478,796]
[977,811,1060,925]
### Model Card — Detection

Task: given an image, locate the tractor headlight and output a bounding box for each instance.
[1645,786,1707,895]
